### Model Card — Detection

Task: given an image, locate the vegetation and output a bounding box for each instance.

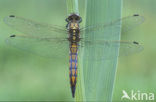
[0,0,155,101]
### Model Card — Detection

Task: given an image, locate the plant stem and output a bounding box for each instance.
[83,0,122,101]
[66,0,79,15]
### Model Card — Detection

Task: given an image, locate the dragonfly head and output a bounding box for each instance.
[66,13,82,29]
[66,13,82,23]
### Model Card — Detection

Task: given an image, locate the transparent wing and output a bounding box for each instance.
[6,35,142,60]
[80,14,144,35]
[6,35,69,59]
[80,40,143,60]
[4,15,67,38]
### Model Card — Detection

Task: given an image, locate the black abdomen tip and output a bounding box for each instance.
[9,15,15,17]
[10,35,16,37]
[133,14,139,16]
[71,85,76,98]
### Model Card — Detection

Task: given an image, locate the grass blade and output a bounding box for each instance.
[83,0,122,101]
[66,0,79,14]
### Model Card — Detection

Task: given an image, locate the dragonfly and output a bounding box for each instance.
[4,13,144,98]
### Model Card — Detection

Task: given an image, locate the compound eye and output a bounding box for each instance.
[66,24,68,28]
[68,17,73,21]
[65,18,69,22]
[75,17,79,20]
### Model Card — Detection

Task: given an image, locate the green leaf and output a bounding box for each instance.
[66,0,79,14]
[82,0,122,101]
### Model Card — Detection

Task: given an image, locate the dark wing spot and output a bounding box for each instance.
[9,15,15,17]
[10,35,16,37]
[133,41,139,44]
[133,14,139,16]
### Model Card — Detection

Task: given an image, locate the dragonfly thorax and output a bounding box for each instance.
[68,32,80,43]
[66,14,81,43]
[69,22,79,30]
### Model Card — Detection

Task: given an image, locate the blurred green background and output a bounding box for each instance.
[114,0,156,101]
[0,0,155,101]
